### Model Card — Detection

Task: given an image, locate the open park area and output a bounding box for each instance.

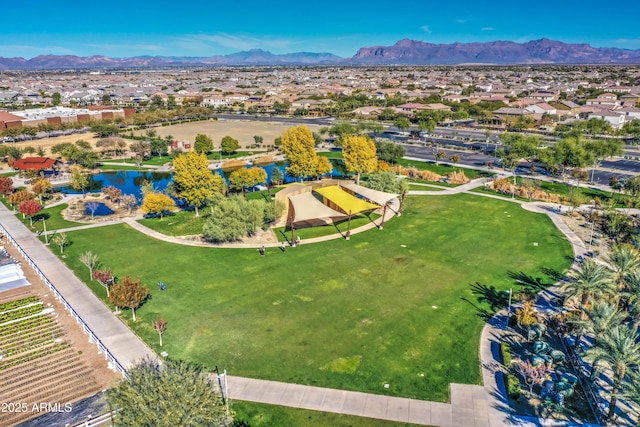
[53,193,572,403]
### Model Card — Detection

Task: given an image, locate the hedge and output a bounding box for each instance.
[500,342,512,367]
[506,373,521,400]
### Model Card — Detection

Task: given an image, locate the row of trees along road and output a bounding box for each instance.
[497,133,623,187]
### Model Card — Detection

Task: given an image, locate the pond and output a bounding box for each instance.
[58,160,350,197]
[85,202,114,216]
[59,171,173,198]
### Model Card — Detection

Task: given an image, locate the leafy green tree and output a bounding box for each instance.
[584,139,623,182]
[342,134,378,184]
[173,151,219,217]
[107,358,232,427]
[539,136,593,183]
[393,117,411,134]
[202,196,266,243]
[375,140,406,164]
[194,134,214,154]
[586,324,640,420]
[90,122,119,138]
[150,138,169,157]
[52,92,61,106]
[364,171,409,194]
[271,167,284,186]
[220,136,240,154]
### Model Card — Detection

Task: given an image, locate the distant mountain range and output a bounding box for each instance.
[1,39,639,69]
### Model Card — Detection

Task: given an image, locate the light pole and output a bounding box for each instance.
[504,288,512,329]
[42,218,49,245]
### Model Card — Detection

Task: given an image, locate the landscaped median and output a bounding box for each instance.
[47,194,572,404]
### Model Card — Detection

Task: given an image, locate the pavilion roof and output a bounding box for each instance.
[289,191,347,224]
[315,185,379,215]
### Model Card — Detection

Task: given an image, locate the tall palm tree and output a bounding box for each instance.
[571,301,627,351]
[561,258,615,310]
[608,243,640,291]
[585,324,640,420]
[622,372,640,427]
[624,270,640,325]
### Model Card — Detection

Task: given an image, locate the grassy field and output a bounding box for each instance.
[138,209,206,236]
[56,194,572,403]
[233,401,424,427]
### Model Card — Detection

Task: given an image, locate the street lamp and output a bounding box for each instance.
[41,217,49,245]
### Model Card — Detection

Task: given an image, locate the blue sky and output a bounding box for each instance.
[2,0,639,58]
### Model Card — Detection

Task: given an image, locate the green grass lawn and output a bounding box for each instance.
[138,210,206,236]
[233,401,424,427]
[56,194,572,404]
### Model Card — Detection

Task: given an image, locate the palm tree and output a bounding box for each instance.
[571,301,626,351]
[622,373,640,427]
[585,324,640,420]
[608,243,640,291]
[560,258,615,311]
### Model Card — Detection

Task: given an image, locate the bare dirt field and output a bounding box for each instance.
[134,119,321,149]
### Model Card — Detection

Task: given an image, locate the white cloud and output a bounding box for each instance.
[455,19,467,24]
[179,33,298,52]
[0,45,75,55]
[83,43,165,53]
[481,27,496,31]
[420,25,432,35]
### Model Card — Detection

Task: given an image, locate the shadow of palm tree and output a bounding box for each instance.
[507,271,547,292]
[541,267,565,283]
[461,296,494,320]
[470,282,511,311]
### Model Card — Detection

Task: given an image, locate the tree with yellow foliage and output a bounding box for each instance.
[315,155,332,179]
[342,134,378,184]
[229,167,267,197]
[142,192,176,219]
[281,126,318,179]
[173,151,223,217]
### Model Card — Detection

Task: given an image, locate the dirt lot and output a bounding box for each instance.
[133,119,321,149]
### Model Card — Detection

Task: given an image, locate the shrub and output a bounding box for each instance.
[506,373,521,399]
[500,342,512,367]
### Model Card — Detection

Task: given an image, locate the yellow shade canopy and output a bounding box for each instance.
[315,185,379,215]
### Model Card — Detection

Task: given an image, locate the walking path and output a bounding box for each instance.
[0,177,612,426]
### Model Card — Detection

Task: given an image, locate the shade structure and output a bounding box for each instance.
[289,191,348,224]
[0,248,29,293]
[341,183,398,207]
[315,185,379,215]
